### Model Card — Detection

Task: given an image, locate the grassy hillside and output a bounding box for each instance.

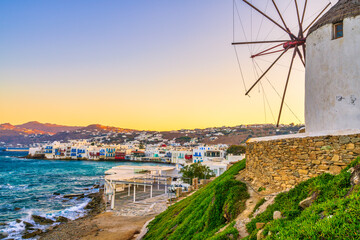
[144,160,249,240]
[246,158,360,240]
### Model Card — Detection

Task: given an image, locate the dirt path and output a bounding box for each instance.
[233,171,280,239]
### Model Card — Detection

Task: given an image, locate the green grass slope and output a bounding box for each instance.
[246,158,360,240]
[143,160,249,240]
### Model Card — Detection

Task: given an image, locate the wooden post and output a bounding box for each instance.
[192,178,198,190]
[144,179,146,192]
[133,184,136,202]
[111,183,115,210]
[176,187,182,198]
[128,184,131,196]
[165,181,167,194]
[150,185,153,198]
[157,177,160,190]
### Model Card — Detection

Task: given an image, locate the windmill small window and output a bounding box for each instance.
[333,22,343,39]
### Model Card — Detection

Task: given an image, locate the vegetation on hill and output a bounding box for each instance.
[245,158,360,240]
[226,145,246,155]
[144,160,249,240]
[175,136,192,143]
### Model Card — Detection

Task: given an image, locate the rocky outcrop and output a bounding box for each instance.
[32,215,54,225]
[0,232,8,239]
[257,229,265,240]
[299,192,319,209]
[273,211,282,220]
[23,229,43,239]
[350,165,360,186]
[56,216,70,223]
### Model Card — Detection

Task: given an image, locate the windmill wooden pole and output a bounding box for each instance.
[294,0,304,38]
[242,0,293,36]
[271,0,297,40]
[296,49,306,67]
[251,43,285,58]
[277,46,298,127]
[301,0,308,25]
[246,47,290,96]
[232,40,288,45]
[300,0,308,61]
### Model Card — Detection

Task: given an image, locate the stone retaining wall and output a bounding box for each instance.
[245,132,360,190]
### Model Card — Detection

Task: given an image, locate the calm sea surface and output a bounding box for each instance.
[0,149,164,239]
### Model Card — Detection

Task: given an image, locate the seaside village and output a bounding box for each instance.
[28,140,244,177]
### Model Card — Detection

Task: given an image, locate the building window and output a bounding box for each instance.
[333,22,343,39]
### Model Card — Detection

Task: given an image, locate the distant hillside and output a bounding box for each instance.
[0,123,51,135]
[0,121,303,146]
[16,121,82,134]
[82,124,134,133]
[0,122,136,145]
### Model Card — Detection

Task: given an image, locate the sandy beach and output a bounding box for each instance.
[40,212,155,240]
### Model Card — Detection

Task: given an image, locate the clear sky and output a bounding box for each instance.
[0,0,337,130]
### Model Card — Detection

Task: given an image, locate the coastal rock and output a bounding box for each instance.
[53,192,61,196]
[14,207,21,211]
[16,219,21,223]
[32,215,54,225]
[299,192,319,209]
[63,193,84,198]
[23,229,42,239]
[56,216,70,223]
[23,221,34,229]
[273,211,282,220]
[0,232,9,239]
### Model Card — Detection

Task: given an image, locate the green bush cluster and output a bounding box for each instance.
[180,163,215,182]
[143,160,249,240]
[245,158,360,240]
[226,145,246,155]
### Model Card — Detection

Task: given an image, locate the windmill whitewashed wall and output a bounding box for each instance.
[305,0,360,132]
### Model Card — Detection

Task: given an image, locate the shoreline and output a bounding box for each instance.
[0,188,104,240]
[23,156,176,165]
[38,189,106,239]
[39,189,158,240]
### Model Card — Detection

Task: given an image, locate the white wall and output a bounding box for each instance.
[305,15,360,133]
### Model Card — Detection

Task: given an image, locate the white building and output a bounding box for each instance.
[202,161,228,177]
[192,146,226,163]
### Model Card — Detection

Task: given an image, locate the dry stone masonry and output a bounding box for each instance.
[245,130,360,190]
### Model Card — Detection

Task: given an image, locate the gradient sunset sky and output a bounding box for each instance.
[0,0,336,131]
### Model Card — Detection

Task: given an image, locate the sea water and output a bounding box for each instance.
[0,149,165,239]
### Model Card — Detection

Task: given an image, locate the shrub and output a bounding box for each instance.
[180,162,215,182]
[226,145,246,155]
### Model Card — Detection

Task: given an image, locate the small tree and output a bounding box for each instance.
[180,163,215,182]
[226,145,246,155]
